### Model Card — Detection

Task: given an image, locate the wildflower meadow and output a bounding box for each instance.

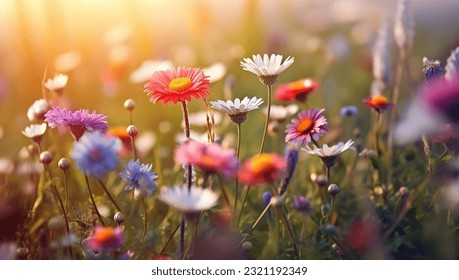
[2,0,459,262]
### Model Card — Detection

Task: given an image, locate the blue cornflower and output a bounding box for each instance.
[261,191,272,206]
[278,144,299,195]
[70,131,120,178]
[119,159,158,196]
[340,105,358,117]
[423,57,443,84]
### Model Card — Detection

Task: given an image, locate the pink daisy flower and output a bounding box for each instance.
[285,108,328,145]
[144,67,211,105]
[86,226,124,252]
[44,107,108,140]
[174,140,238,179]
[238,153,286,185]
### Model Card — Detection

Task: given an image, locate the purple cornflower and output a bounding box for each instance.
[278,144,299,195]
[70,131,120,178]
[340,105,358,117]
[119,159,158,197]
[293,196,313,215]
[423,58,443,84]
[45,106,108,140]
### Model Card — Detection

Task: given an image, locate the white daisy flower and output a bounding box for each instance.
[129,59,174,84]
[44,74,68,93]
[158,185,219,220]
[240,54,294,86]
[27,99,49,122]
[210,97,263,124]
[22,123,47,143]
[263,104,298,122]
[303,139,355,167]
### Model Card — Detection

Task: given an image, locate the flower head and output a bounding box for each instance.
[27,99,49,122]
[210,97,263,124]
[303,140,354,168]
[275,78,317,102]
[44,74,68,94]
[70,131,120,178]
[362,95,393,113]
[446,47,459,82]
[238,153,286,185]
[174,140,238,179]
[285,108,328,145]
[423,57,443,84]
[86,226,124,252]
[119,159,158,197]
[293,196,313,215]
[144,67,211,105]
[240,54,294,86]
[45,107,108,140]
[278,144,299,195]
[22,123,47,143]
[158,185,219,219]
[340,105,359,117]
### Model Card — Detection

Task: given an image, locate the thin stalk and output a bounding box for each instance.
[375,112,382,157]
[158,223,180,257]
[130,136,138,161]
[180,101,192,260]
[238,186,251,226]
[97,179,122,213]
[129,111,133,126]
[329,196,335,224]
[277,207,299,259]
[50,183,73,259]
[259,85,272,154]
[142,199,148,241]
[235,123,242,213]
[325,166,331,185]
[217,175,231,208]
[62,169,69,212]
[240,203,272,245]
[84,175,105,226]
[180,217,185,259]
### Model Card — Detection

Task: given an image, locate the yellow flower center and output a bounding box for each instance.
[95,227,117,244]
[168,77,193,92]
[370,95,389,107]
[250,154,276,174]
[297,117,314,134]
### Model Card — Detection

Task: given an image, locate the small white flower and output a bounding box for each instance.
[44,74,68,91]
[210,97,263,116]
[129,59,174,84]
[263,104,298,121]
[27,99,49,122]
[303,139,355,158]
[22,123,47,141]
[240,54,294,85]
[203,62,226,83]
[158,185,219,216]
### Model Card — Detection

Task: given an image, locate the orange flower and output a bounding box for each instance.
[275,78,317,102]
[107,127,131,154]
[238,153,286,185]
[362,95,393,113]
[144,67,211,105]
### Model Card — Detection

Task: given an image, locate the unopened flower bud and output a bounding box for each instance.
[328,184,340,197]
[114,211,125,225]
[58,158,70,170]
[124,99,136,111]
[315,175,328,188]
[39,151,53,165]
[126,125,138,137]
[398,186,409,198]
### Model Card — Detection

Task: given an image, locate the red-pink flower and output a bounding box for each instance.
[86,226,124,252]
[238,153,286,185]
[275,78,317,102]
[174,140,238,178]
[362,95,393,113]
[144,67,211,105]
[285,109,328,145]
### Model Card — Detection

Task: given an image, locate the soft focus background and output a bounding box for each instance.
[1,0,459,157]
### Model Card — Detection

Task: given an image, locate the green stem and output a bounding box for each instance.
[130,136,138,161]
[84,175,105,226]
[62,170,69,213]
[259,85,272,154]
[158,223,180,257]
[142,199,148,241]
[238,186,251,227]
[240,203,272,245]
[277,207,299,259]
[329,196,335,224]
[50,183,73,259]
[217,175,231,208]
[97,179,122,213]
[235,123,242,213]
[180,100,192,260]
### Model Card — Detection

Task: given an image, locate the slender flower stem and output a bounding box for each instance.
[375,112,382,157]
[50,183,73,259]
[325,166,331,185]
[84,175,105,226]
[240,203,272,245]
[180,217,185,259]
[158,223,180,257]
[62,170,69,212]
[235,123,242,212]
[238,186,251,227]
[142,199,148,241]
[277,207,299,259]
[259,85,272,154]
[329,196,335,224]
[180,101,192,260]
[217,175,231,208]
[97,179,122,213]
[130,136,138,161]
[129,111,133,126]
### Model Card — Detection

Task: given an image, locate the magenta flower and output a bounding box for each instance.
[44,107,108,140]
[285,108,328,145]
[174,140,238,179]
